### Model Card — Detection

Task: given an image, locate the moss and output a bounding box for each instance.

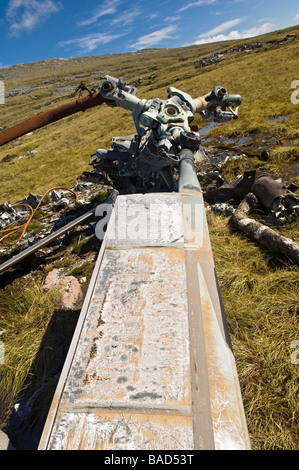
[70,261,93,276]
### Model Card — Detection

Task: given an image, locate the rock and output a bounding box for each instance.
[18,193,42,209]
[43,268,83,309]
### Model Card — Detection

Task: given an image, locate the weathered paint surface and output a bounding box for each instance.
[39,192,250,450]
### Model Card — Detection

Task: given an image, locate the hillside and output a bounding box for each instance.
[0,24,298,450]
[0,25,299,198]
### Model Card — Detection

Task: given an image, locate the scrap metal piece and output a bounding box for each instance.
[0,208,96,275]
[0,190,118,276]
[205,170,263,204]
[205,170,299,216]
[251,176,298,213]
[231,193,299,264]
[38,191,250,450]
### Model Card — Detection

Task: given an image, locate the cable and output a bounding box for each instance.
[0,187,79,248]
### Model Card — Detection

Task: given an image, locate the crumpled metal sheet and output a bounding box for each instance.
[205,170,299,216]
[251,177,299,214]
[39,192,250,450]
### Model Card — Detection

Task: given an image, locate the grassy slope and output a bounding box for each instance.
[1,25,299,200]
[0,25,298,449]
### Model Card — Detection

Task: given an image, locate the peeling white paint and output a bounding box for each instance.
[39,192,250,451]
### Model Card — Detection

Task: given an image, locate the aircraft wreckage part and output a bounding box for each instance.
[0,208,96,275]
[38,191,250,450]
[231,193,299,264]
[204,170,264,205]
[178,148,202,194]
[0,92,106,147]
[0,190,118,276]
[251,177,290,212]
[205,170,299,215]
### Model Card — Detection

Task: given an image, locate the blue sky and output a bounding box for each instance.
[0,0,298,68]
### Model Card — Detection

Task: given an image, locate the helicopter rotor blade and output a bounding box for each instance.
[0,91,107,147]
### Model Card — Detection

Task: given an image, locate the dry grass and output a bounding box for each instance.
[0,278,62,425]
[207,210,299,449]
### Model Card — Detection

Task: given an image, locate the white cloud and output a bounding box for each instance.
[178,0,217,13]
[196,18,245,38]
[59,32,125,53]
[194,21,275,44]
[77,0,121,27]
[148,13,159,20]
[111,8,142,27]
[243,22,276,37]
[6,0,62,37]
[130,25,178,50]
[165,16,181,23]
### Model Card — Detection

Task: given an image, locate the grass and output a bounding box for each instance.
[207,210,299,449]
[0,24,298,449]
[1,25,299,200]
[0,277,63,425]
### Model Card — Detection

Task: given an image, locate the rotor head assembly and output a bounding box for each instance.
[94,75,242,193]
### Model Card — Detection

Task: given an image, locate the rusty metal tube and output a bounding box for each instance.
[0,92,106,147]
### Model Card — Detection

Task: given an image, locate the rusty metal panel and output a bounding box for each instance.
[38,192,250,450]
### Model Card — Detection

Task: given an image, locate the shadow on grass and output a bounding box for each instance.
[3,306,81,450]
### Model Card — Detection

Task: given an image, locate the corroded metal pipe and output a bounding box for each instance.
[0,91,106,147]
